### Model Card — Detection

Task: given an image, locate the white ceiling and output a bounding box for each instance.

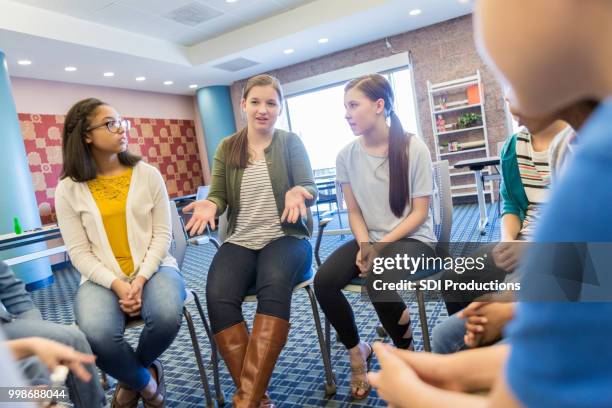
[0,0,473,95]
[11,0,315,45]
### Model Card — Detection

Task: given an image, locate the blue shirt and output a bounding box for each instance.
[506,99,612,407]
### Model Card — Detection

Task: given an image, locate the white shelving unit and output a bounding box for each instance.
[427,70,495,200]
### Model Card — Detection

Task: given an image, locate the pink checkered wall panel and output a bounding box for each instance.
[19,113,203,225]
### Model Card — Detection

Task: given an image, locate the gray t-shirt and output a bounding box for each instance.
[336,135,436,243]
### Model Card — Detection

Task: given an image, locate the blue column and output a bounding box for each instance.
[0,50,53,290]
[196,86,237,169]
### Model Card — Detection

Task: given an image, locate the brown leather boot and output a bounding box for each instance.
[213,321,275,408]
[232,314,290,408]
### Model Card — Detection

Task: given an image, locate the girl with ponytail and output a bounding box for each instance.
[314,74,436,400]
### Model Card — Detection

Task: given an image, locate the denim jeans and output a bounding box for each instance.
[2,315,107,407]
[75,266,185,391]
[206,236,312,333]
[431,312,467,354]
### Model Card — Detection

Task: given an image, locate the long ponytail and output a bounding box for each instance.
[388,110,410,217]
[345,74,410,217]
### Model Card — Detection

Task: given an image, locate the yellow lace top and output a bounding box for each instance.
[87,168,134,276]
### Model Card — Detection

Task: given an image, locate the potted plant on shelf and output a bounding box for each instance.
[457,112,482,129]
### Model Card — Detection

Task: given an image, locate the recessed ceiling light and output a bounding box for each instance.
[163,80,173,85]
[409,9,421,16]
[136,76,146,81]
[189,84,198,89]
[318,38,329,44]
[458,0,470,3]
[283,48,294,54]
[65,66,77,72]
[103,72,114,77]
[226,0,238,2]
[17,60,32,66]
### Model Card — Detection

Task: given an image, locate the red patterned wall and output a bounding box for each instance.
[19,113,203,225]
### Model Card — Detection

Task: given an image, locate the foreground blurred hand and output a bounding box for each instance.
[8,337,96,383]
[369,342,508,407]
[459,302,515,348]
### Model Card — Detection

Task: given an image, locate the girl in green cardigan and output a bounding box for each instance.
[184,74,317,408]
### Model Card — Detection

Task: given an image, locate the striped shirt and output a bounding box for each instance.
[515,130,551,237]
[226,159,285,250]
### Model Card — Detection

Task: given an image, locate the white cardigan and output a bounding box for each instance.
[55,161,178,289]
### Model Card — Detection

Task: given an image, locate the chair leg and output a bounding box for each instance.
[304,285,336,397]
[416,288,431,352]
[191,290,225,406]
[324,316,332,362]
[183,307,217,407]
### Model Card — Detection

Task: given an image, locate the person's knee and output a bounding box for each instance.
[255,282,292,319]
[64,326,94,354]
[75,318,116,353]
[256,297,291,321]
[431,323,448,354]
[145,268,185,302]
[431,316,465,354]
[313,269,327,292]
[314,265,343,296]
[152,308,183,336]
[206,282,242,316]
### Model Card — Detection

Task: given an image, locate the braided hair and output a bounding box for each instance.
[60,98,140,182]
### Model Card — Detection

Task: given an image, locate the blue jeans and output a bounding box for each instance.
[2,315,106,407]
[75,266,185,391]
[431,312,467,354]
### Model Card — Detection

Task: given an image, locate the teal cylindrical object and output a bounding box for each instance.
[196,86,237,170]
[0,50,53,290]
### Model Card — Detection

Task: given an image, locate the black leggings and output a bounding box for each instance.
[206,236,312,334]
[314,238,435,349]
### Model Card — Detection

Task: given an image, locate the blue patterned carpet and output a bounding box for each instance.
[31,203,501,407]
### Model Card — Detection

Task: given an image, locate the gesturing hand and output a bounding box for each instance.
[281,187,313,224]
[183,199,218,236]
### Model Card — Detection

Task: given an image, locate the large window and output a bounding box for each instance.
[279,67,419,172]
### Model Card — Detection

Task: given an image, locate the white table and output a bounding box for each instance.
[454,157,501,235]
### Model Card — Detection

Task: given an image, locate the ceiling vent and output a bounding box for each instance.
[163,2,223,26]
[213,58,260,72]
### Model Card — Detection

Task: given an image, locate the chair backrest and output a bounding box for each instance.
[432,160,453,251]
[169,201,188,269]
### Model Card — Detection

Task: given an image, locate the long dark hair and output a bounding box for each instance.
[60,98,141,182]
[345,74,411,217]
[226,74,284,168]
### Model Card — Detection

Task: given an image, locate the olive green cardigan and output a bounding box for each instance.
[206,129,318,240]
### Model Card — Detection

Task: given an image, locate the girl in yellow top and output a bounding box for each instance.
[55,98,185,408]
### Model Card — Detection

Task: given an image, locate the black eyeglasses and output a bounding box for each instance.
[87,119,131,134]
